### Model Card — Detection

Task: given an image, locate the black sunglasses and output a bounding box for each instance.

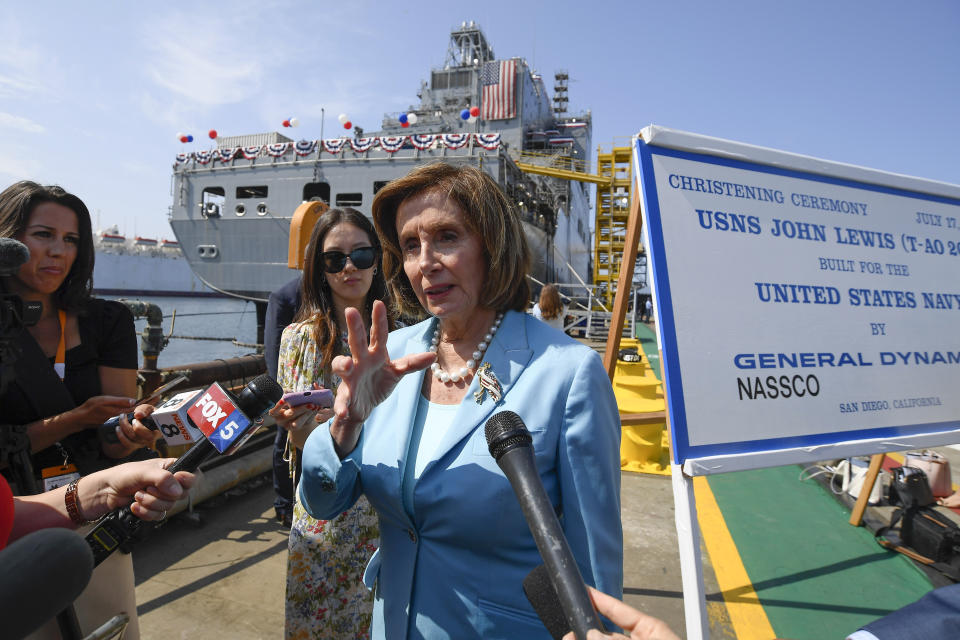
[321,246,377,273]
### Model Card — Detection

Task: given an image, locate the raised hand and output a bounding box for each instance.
[329,300,435,457]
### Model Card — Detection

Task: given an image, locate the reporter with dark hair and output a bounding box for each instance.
[0,181,159,493]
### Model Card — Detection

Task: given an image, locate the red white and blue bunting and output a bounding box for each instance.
[350,137,377,153]
[378,136,405,153]
[266,142,290,157]
[441,134,469,150]
[548,137,574,145]
[560,122,587,129]
[322,138,347,154]
[410,134,437,150]
[474,133,501,150]
[175,132,507,165]
[294,140,317,156]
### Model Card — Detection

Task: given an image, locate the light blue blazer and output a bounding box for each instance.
[300,310,623,640]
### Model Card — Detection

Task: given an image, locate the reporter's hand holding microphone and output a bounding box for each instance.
[561,588,680,640]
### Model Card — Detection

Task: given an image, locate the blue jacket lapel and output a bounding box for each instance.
[425,310,533,471]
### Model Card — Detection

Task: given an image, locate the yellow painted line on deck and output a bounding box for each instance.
[693,476,777,640]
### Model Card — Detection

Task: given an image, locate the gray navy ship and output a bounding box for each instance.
[169,22,594,324]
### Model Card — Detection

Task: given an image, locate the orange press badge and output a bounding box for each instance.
[41,463,81,492]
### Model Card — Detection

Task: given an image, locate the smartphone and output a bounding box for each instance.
[281,388,334,408]
[139,374,189,406]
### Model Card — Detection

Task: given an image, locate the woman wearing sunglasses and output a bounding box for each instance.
[269,207,394,639]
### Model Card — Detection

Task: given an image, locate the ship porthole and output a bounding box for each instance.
[256,203,268,216]
[235,204,246,216]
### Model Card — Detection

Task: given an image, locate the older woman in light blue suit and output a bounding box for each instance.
[298,163,622,639]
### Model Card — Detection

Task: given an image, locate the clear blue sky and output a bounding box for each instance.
[1,1,957,239]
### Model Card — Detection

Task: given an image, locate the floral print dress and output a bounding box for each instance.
[278,321,379,640]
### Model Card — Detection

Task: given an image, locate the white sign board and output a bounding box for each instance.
[635,127,960,475]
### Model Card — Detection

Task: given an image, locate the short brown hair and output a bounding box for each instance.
[538,284,562,320]
[0,180,94,311]
[372,163,530,319]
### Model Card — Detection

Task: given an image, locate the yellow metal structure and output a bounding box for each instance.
[612,338,669,475]
[593,146,634,308]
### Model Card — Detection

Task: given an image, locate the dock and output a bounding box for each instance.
[127,323,957,639]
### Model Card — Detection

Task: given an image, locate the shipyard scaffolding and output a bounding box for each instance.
[594,146,646,310]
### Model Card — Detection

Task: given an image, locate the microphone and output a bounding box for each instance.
[0,237,30,276]
[0,528,94,639]
[85,374,282,566]
[485,410,604,639]
[99,388,205,446]
[523,563,570,640]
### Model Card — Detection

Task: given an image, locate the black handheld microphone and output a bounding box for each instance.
[485,410,604,640]
[0,237,30,275]
[0,528,94,639]
[85,374,282,566]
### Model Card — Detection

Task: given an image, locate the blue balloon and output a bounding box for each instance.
[398,113,408,124]
[460,109,470,120]
[186,135,194,142]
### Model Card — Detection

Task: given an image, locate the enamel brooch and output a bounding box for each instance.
[474,362,503,404]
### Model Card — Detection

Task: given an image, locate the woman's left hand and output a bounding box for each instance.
[269,401,334,449]
[104,404,161,457]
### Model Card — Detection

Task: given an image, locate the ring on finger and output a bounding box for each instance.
[160,510,168,521]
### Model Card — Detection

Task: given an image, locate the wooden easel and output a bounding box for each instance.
[600,183,711,639]
[849,453,886,526]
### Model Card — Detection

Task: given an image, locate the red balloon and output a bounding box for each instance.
[401,121,410,128]
[343,121,352,130]
[282,120,290,127]
[208,129,218,139]
[180,136,189,143]
[469,106,480,117]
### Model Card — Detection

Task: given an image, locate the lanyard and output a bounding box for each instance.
[54,309,66,380]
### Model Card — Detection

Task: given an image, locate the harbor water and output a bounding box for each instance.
[103,295,261,368]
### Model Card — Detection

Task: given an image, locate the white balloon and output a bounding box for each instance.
[175,131,184,140]
[290,117,300,127]
[467,115,477,123]
[337,113,348,124]
[407,113,418,124]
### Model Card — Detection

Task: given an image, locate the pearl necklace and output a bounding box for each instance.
[429,312,504,384]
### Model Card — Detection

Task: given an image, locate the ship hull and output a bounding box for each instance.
[93,251,218,297]
[171,149,590,302]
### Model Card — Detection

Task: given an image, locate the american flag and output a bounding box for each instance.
[481,59,517,120]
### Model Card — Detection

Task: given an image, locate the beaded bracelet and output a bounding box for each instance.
[64,478,90,525]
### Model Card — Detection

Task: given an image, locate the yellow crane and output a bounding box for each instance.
[514,145,642,309]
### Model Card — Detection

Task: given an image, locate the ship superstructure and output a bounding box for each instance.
[169,22,594,316]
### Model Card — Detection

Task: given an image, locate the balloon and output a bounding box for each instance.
[186,135,194,142]
[469,106,480,117]
[407,113,418,124]
[208,129,218,139]
[467,115,477,123]
[282,119,290,127]
[337,113,348,124]
[180,136,188,143]
[290,117,299,127]
[175,131,184,141]
[401,121,409,128]
[398,113,408,124]
[460,109,470,120]
[344,121,352,130]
